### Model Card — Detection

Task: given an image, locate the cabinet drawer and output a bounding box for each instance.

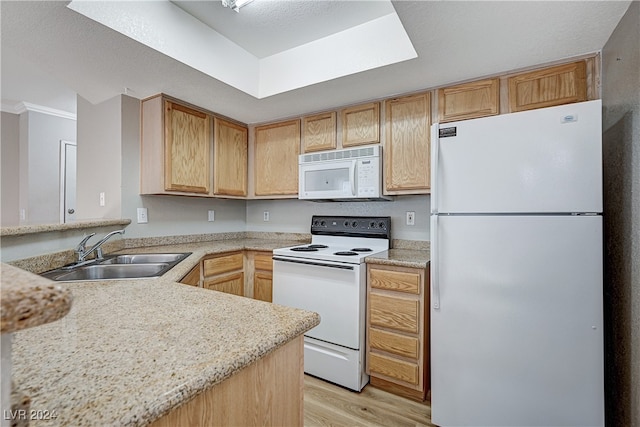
[203,252,243,276]
[369,268,421,294]
[369,353,419,385]
[254,252,273,271]
[370,294,418,334]
[370,328,419,360]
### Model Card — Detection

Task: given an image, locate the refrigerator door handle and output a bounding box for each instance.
[431,123,439,214]
[431,214,440,310]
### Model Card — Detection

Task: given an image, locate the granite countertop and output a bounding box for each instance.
[365,248,431,269]
[1,264,73,334]
[9,238,319,426]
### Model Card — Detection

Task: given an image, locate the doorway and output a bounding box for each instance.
[59,140,77,223]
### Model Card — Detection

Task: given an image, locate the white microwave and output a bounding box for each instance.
[298,145,390,201]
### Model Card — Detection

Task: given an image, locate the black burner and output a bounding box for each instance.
[291,246,318,252]
[351,248,372,252]
[308,244,329,249]
[334,251,359,256]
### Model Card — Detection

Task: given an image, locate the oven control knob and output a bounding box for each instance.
[369,221,376,228]
[313,220,319,227]
[378,221,386,229]
[344,220,350,227]
[320,220,326,227]
[351,221,358,228]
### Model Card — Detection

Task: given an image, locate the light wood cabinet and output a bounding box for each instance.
[180,264,201,287]
[254,120,300,196]
[438,78,500,123]
[141,96,212,196]
[253,252,273,302]
[366,263,429,401]
[213,117,248,197]
[202,252,244,297]
[302,112,336,153]
[384,92,431,195]
[341,102,380,147]
[150,336,304,427]
[508,61,587,112]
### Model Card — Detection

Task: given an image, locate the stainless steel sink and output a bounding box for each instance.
[98,253,188,264]
[41,252,191,282]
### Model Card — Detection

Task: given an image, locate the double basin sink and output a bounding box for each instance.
[41,253,192,282]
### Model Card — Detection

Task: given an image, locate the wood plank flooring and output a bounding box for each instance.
[304,375,435,427]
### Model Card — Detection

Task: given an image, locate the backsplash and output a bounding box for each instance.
[246,195,430,241]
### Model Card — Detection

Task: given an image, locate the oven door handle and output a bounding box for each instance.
[273,256,355,270]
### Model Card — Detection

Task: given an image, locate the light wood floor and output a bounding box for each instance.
[304,375,435,427]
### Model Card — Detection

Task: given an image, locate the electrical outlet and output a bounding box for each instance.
[208,210,215,222]
[137,207,148,224]
[263,211,270,222]
[406,211,415,226]
[99,192,105,207]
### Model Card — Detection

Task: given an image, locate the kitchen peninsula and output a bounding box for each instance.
[5,239,320,427]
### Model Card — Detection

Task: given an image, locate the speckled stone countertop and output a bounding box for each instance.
[365,248,431,269]
[10,238,319,427]
[0,219,131,237]
[1,264,73,333]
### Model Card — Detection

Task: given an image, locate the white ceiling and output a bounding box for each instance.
[0,1,632,125]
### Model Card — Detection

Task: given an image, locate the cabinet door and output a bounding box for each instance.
[303,112,336,153]
[214,117,248,196]
[254,271,273,302]
[254,120,300,196]
[180,264,201,287]
[384,93,431,194]
[508,61,587,112]
[341,102,380,147]
[438,78,499,123]
[164,100,211,194]
[204,272,244,296]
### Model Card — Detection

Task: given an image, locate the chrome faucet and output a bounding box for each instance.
[75,229,125,263]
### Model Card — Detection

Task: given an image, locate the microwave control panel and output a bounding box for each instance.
[356,159,379,196]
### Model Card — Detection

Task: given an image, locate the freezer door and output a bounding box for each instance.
[432,100,602,214]
[431,215,603,426]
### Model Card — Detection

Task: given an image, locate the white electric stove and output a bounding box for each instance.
[272,215,391,391]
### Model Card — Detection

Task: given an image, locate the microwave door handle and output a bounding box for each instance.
[351,160,357,196]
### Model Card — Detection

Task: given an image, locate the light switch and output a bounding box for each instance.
[208,210,215,222]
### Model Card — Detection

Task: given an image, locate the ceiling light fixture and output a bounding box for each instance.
[221,0,255,13]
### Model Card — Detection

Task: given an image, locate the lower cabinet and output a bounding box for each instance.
[180,264,201,286]
[182,250,275,301]
[202,252,244,297]
[252,252,273,302]
[366,263,430,401]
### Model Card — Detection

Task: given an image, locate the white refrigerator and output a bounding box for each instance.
[430,100,604,426]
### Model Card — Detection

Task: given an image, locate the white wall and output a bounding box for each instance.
[246,195,429,241]
[76,95,122,220]
[1,112,20,225]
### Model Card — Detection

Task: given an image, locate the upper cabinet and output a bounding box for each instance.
[214,117,248,197]
[384,92,431,194]
[141,96,212,196]
[508,61,587,112]
[254,120,300,197]
[302,112,336,153]
[341,102,380,147]
[438,78,499,123]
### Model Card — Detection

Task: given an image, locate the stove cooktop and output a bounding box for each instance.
[274,216,391,264]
